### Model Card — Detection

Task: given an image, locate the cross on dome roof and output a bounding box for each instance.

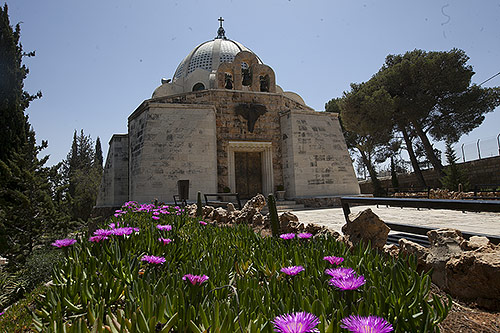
[216,16,226,39]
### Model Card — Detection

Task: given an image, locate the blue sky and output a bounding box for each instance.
[7,0,500,166]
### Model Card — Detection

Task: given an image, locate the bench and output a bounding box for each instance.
[204,193,242,210]
[467,184,500,200]
[340,196,500,246]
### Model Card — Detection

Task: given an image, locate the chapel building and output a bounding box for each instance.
[96,19,359,206]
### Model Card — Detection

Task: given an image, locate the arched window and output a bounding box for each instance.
[259,75,270,92]
[241,62,252,86]
[224,73,233,89]
[192,82,205,91]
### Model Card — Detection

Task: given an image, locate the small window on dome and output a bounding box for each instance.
[192,82,205,92]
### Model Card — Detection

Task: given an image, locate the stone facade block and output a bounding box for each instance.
[96,134,129,207]
[128,104,217,202]
[280,110,360,197]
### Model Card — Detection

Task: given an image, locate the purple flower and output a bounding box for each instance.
[51,239,77,248]
[156,224,172,231]
[340,315,393,333]
[152,216,160,220]
[272,311,320,333]
[141,255,166,265]
[323,256,344,265]
[297,233,312,239]
[329,274,366,291]
[111,227,138,236]
[94,229,114,237]
[325,267,355,279]
[199,220,207,225]
[280,233,295,240]
[0,311,4,316]
[280,266,305,276]
[182,274,209,285]
[158,237,172,245]
[89,235,108,242]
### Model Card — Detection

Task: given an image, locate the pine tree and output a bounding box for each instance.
[440,141,469,191]
[63,130,101,221]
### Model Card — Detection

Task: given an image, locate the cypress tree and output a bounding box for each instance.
[0,4,41,162]
[95,137,103,171]
[440,141,469,191]
[0,4,54,268]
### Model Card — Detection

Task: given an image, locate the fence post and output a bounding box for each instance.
[477,139,481,160]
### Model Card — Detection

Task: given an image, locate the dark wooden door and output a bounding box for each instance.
[235,152,262,199]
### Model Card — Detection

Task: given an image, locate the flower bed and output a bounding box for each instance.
[31,201,451,332]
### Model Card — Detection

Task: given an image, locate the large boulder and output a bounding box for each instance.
[398,238,428,271]
[398,228,500,310]
[279,212,303,233]
[234,194,266,224]
[342,208,390,249]
[445,247,500,310]
[425,229,465,287]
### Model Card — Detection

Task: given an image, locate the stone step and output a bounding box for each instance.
[260,201,305,213]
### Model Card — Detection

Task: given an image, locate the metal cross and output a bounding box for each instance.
[218,17,224,28]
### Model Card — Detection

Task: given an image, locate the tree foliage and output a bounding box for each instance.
[335,48,500,191]
[0,4,41,162]
[375,49,500,176]
[440,141,469,191]
[63,130,102,221]
[0,4,57,268]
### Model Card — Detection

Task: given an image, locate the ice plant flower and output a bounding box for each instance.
[141,255,166,265]
[280,233,295,240]
[340,315,393,333]
[325,267,355,279]
[156,224,172,231]
[111,227,133,236]
[158,237,172,245]
[323,256,344,265]
[51,239,77,248]
[152,215,160,220]
[272,311,320,333]
[199,220,207,225]
[329,274,366,291]
[297,232,312,239]
[182,274,209,285]
[281,266,305,276]
[94,229,114,237]
[89,235,108,242]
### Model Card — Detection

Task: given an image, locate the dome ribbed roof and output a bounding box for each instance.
[172,38,261,81]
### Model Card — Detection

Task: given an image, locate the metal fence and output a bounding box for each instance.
[455,134,500,163]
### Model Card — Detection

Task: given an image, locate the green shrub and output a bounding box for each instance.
[32,202,451,332]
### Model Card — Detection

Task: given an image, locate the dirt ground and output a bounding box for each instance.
[435,286,500,333]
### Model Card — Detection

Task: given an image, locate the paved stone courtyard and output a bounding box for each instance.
[293,205,500,237]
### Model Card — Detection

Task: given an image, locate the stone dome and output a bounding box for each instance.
[172,38,262,81]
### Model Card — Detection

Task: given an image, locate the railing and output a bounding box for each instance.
[458,133,500,162]
[340,196,500,246]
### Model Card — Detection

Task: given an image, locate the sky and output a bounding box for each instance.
[6,0,500,167]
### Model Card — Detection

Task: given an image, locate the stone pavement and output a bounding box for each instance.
[292,205,500,237]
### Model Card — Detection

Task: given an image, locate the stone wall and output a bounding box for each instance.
[128,103,218,202]
[280,110,360,198]
[359,155,500,193]
[96,134,129,207]
[145,89,314,194]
